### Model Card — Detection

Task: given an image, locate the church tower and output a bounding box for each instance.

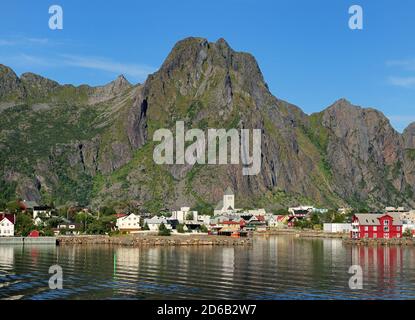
[223,187,234,211]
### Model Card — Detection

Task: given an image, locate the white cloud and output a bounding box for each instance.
[60,54,154,79]
[0,37,49,46]
[0,52,154,82]
[386,59,415,71]
[388,76,415,88]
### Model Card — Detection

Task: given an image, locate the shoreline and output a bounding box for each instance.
[255,228,348,239]
[342,238,415,246]
[57,234,253,247]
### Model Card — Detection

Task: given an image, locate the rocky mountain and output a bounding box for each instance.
[0,37,414,212]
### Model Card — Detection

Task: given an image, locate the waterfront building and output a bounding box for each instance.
[351,213,403,239]
[0,214,15,237]
[116,213,141,234]
[53,222,82,235]
[268,215,289,228]
[323,223,352,233]
[288,206,328,215]
[171,207,198,223]
[144,216,173,231]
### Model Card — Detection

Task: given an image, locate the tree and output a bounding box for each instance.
[75,212,95,233]
[6,200,20,213]
[186,212,194,221]
[191,202,214,216]
[310,213,321,226]
[333,213,346,223]
[46,217,63,229]
[176,223,185,233]
[158,223,171,236]
[272,208,289,215]
[143,222,150,231]
[15,212,35,236]
[199,225,208,233]
[100,206,116,216]
[403,229,413,238]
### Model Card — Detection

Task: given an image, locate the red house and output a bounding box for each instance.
[351,213,403,239]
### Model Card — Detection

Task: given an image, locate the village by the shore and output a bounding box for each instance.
[1,187,415,246]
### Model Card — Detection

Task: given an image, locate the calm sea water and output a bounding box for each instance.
[0,235,415,300]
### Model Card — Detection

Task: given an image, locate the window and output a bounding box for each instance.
[365,226,368,231]
[373,234,377,239]
[365,233,368,238]
[384,220,390,226]
[397,227,400,231]
[384,226,389,232]
[373,226,377,231]
[397,234,401,238]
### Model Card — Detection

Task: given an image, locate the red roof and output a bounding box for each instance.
[0,213,15,224]
[255,215,265,222]
[116,213,127,218]
[222,221,240,225]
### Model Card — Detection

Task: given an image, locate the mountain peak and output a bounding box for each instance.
[113,74,130,87]
[0,64,25,100]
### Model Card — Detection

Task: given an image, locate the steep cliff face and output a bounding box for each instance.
[0,37,414,211]
[310,99,412,208]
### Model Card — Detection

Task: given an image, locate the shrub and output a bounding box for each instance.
[176,223,185,233]
[158,223,171,236]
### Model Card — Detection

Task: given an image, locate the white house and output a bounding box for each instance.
[0,214,15,237]
[144,216,173,231]
[323,223,352,233]
[33,206,52,226]
[171,207,198,223]
[248,209,266,216]
[197,214,211,225]
[116,213,141,234]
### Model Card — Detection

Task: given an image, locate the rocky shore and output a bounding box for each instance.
[343,238,415,246]
[57,234,252,247]
[256,228,348,239]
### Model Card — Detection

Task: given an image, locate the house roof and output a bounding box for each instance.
[0,214,15,224]
[221,221,240,225]
[354,213,403,226]
[224,187,234,196]
[215,200,223,210]
[144,216,170,224]
[22,200,39,209]
[275,215,288,222]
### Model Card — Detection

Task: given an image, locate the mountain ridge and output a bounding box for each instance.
[0,37,414,212]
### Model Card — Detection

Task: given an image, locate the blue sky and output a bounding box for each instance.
[1,0,415,132]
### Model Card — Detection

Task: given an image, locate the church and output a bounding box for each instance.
[214,187,237,215]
